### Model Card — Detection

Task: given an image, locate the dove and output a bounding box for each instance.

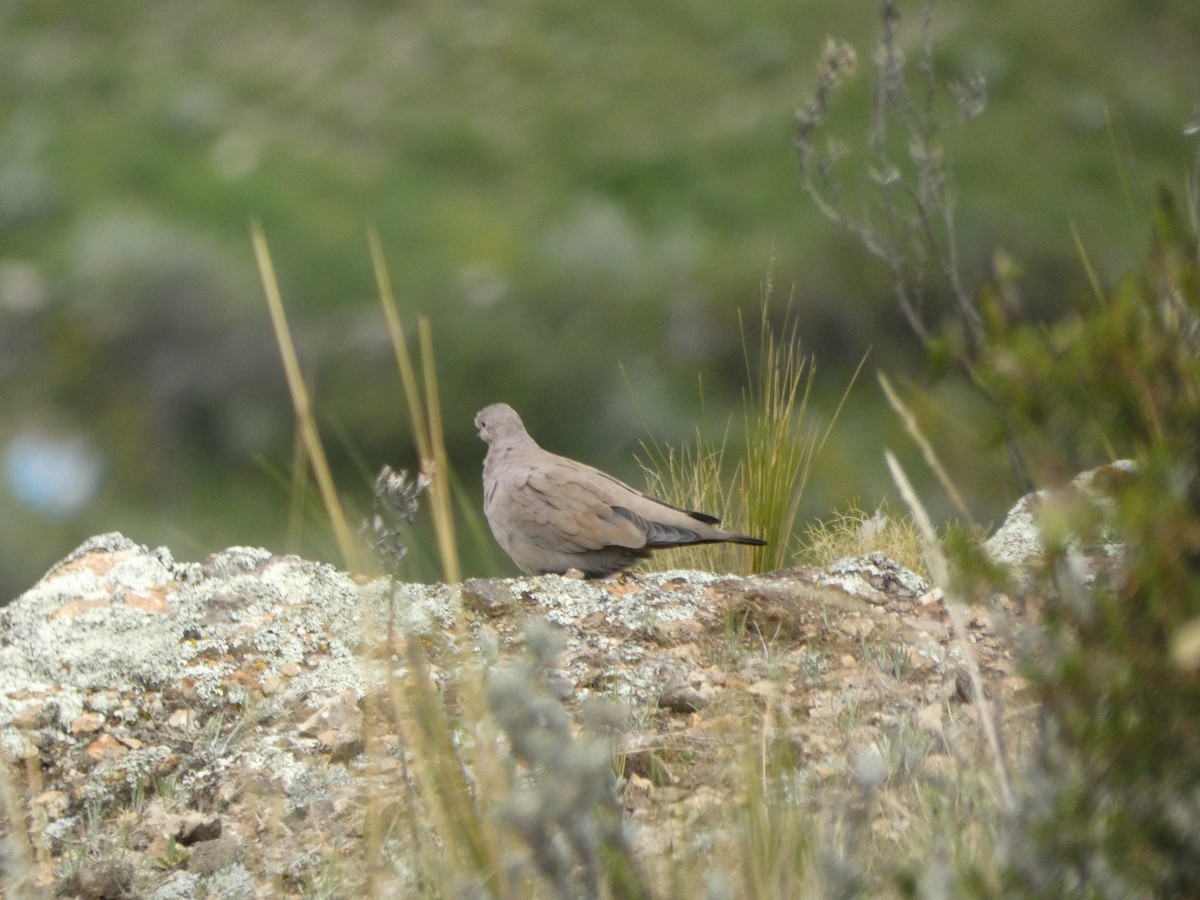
[475,403,767,577]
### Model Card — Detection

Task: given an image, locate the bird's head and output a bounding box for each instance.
[474,403,526,446]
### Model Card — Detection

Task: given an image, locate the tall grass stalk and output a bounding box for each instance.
[0,753,44,899]
[369,231,460,584]
[878,372,970,520]
[884,450,1012,806]
[257,227,507,892]
[365,233,522,893]
[739,304,862,571]
[253,221,365,573]
[877,368,1013,806]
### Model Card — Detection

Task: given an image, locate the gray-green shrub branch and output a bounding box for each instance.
[795,0,986,361]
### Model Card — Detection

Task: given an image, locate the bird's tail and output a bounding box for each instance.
[724,533,767,547]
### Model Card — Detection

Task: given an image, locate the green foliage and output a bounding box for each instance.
[486,619,651,900]
[973,194,1200,897]
[796,9,1200,888]
[978,201,1200,471]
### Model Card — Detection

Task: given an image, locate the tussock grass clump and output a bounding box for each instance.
[799,500,926,575]
[639,299,858,575]
[738,302,856,573]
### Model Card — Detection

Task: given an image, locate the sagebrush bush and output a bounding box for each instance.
[973,194,1200,897]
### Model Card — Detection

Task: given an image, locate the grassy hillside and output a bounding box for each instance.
[0,0,1197,592]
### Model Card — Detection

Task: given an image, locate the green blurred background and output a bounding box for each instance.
[1,0,1197,597]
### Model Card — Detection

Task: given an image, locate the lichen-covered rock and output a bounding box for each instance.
[984,460,1135,584]
[0,533,1028,897]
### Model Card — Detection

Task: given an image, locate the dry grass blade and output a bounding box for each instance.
[878,372,970,521]
[389,643,509,896]
[418,319,459,584]
[368,231,459,584]
[799,500,925,574]
[0,756,46,900]
[884,450,1012,806]
[252,221,364,573]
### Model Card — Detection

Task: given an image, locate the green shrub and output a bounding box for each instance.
[976,194,1200,897]
[795,2,1200,889]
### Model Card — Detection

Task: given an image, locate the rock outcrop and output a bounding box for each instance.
[0,531,1029,898]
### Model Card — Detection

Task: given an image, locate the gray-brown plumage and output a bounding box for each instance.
[475,403,766,577]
